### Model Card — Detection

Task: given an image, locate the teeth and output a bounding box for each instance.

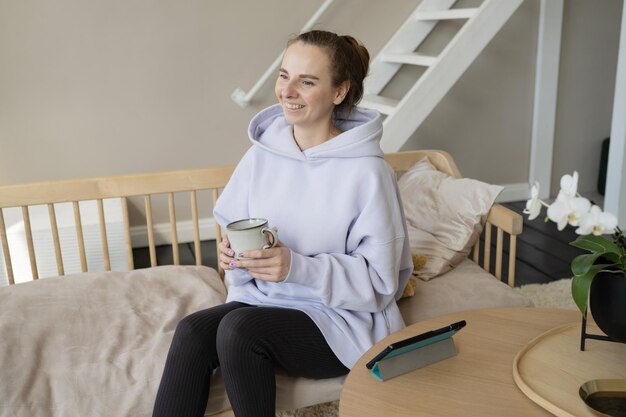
[285,103,304,110]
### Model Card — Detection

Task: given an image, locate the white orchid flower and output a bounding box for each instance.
[576,205,619,236]
[559,171,579,197]
[523,182,543,220]
[547,193,591,230]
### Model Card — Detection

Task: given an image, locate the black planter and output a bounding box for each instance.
[589,271,626,343]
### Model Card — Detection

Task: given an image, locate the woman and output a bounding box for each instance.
[153,30,413,417]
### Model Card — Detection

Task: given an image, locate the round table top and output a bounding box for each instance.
[339,307,581,417]
[514,320,626,416]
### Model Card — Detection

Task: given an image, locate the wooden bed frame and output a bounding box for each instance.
[0,150,522,287]
[0,149,524,417]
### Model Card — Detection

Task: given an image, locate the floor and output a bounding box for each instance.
[132,201,585,287]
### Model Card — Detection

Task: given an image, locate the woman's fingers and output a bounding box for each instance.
[237,246,283,260]
[221,240,290,280]
[235,257,279,269]
[218,235,237,270]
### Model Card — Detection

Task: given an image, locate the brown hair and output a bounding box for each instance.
[288,30,370,114]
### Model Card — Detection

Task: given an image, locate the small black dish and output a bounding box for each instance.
[579,379,626,417]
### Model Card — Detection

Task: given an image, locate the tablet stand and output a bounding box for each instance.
[371,337,457,381]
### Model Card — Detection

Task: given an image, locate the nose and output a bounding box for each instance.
[281,79,298,98]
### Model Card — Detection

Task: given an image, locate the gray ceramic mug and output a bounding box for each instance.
[226,218,278,259]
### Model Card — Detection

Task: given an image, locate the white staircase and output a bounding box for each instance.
[360,0,524,152]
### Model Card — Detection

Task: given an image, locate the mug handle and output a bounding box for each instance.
[261,227,278,249]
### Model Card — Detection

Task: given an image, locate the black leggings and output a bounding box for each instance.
[152,301,349,417]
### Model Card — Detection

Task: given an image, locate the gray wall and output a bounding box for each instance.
[0,0,623,222]
[402,0,539,186]
[553,0,622,196]
[402,0,622,196]
[0,0,419,184]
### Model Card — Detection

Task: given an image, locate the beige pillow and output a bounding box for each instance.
[398,157,503,280]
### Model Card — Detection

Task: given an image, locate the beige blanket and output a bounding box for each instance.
[0,265,227,417]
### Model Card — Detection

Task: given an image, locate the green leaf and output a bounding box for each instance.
[571,253,603,276]
[571,264,617,315]
[570,235,621,262]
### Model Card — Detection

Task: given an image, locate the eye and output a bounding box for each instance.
[302,80,315,86]
[278,73,288,80]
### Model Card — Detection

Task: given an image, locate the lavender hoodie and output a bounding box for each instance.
[213,104,413,368]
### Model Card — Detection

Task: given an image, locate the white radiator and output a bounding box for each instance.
[0,198,128,285]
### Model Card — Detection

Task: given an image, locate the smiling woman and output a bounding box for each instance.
[152,30,414,417]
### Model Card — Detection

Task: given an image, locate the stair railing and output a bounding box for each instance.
[231,0,336,108]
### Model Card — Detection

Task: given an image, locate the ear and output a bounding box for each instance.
[333,80,350,105]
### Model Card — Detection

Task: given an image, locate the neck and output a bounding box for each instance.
[293,124,341,151]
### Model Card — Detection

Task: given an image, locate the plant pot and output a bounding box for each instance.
[589,271,626,343]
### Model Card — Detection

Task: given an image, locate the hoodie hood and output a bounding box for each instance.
[248,104,383,160]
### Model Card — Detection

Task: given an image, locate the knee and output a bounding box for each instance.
[215,309,259,356]
[171,313,211,349]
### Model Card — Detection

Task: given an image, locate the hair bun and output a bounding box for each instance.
[341,35,370,80]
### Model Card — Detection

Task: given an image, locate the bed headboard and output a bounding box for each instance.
[0,150,522,286]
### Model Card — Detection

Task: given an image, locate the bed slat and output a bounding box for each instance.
[168,193,179,265]
[495,227,504,279]
[47,204,65,276]
[73,202,88,272]
[191,191,201,266]
[0,209,14,285]
[121,197,134,270]
[508,235,517,287]
[97,199,111,271]
[22,206,39,279]
[482,222,492,272]
[144,195,157,267]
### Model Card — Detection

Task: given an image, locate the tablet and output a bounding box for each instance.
[365,320,466,369]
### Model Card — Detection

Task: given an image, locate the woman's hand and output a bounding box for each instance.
[233,241,292,282]
[218,235,236,272]
[219,234,291,282]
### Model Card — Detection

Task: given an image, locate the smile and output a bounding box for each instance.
[284,102,305,110]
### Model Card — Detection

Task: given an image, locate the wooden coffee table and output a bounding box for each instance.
[339,307,580,417]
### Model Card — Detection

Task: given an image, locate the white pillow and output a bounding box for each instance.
[398,157,503,280]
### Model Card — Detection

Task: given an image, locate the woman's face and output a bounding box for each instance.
[275,41,348,131]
